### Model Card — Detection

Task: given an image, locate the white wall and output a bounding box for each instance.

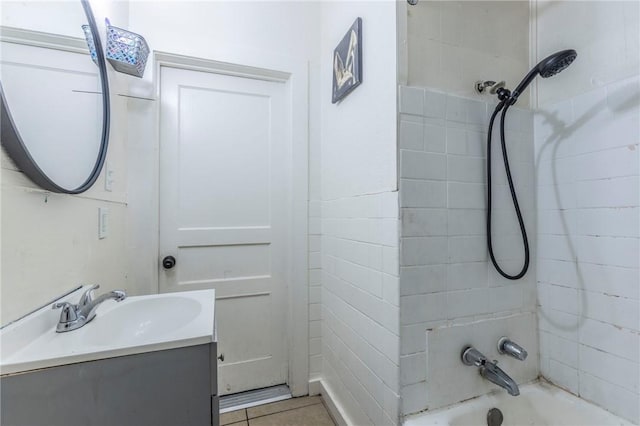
[534,3,640,421]
[0,1,137,325]
[129,1,321,74]
[317,1,400,424]
[320,2,398,201]
[398,86,538,415]
[0,1,116,38]
[535,0,639,105]
[406,0,530,104]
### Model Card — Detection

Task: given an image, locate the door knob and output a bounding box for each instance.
[162,255,176,269]
[218,353,224,362]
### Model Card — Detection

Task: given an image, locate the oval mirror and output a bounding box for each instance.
[0,0,110,194]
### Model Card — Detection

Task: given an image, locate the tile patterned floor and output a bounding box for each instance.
[220,396,336,426]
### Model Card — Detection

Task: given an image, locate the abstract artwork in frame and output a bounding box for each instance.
[332,17,362,104]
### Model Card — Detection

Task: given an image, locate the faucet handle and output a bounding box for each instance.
[78,284,100,307]
[498,337,528,361]
[52,302,78,323]
[462,347,487,366]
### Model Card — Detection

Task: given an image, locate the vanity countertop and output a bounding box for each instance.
[0,288,216,376]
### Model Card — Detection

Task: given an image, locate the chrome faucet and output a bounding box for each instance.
[461,347,520,396]
[53,284,126,332]
[498,337,528,361]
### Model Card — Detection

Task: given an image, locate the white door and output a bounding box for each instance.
[159,65,290,395]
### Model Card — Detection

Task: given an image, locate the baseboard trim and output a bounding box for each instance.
[309,378,351,426]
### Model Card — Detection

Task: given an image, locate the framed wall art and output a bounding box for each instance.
[332,17,362,104]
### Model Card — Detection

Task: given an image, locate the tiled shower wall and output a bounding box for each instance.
[398,86,538,415]
[317,2,400,424]
[309,199,322,380]
[321,192,400,425]
[535,75,640,423]
[532,0,639,421]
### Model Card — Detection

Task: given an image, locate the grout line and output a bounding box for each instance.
[220,408,249,426]
[246,400,323,422]
[225,421,248,426]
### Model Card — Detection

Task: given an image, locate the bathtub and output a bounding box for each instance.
[403,381,633,426]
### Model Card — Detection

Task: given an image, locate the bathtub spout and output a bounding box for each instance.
[461,347,520,396]
[481,360,520,396]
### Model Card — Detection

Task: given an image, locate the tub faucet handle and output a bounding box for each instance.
[498,337,528,361]
[461,347,487,367]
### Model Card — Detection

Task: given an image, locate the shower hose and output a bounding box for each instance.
[486,100,530,280]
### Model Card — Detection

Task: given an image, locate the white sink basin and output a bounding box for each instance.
[83,296,203,347]
[0,288,215,375]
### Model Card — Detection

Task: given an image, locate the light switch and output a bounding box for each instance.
[104,162,114,192]
[99,207,109,239]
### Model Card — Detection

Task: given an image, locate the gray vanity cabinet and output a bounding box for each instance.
[0,343,219,426]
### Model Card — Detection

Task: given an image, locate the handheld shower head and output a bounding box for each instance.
[538,49,577,78]
[509,49,577,104]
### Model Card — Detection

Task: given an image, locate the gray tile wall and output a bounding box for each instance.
[398,86,537,415]
[535,75,640,423]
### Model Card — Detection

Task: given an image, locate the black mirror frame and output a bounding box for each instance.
[0,0,110,194]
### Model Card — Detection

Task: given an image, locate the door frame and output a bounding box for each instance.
[152,51,309,397]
